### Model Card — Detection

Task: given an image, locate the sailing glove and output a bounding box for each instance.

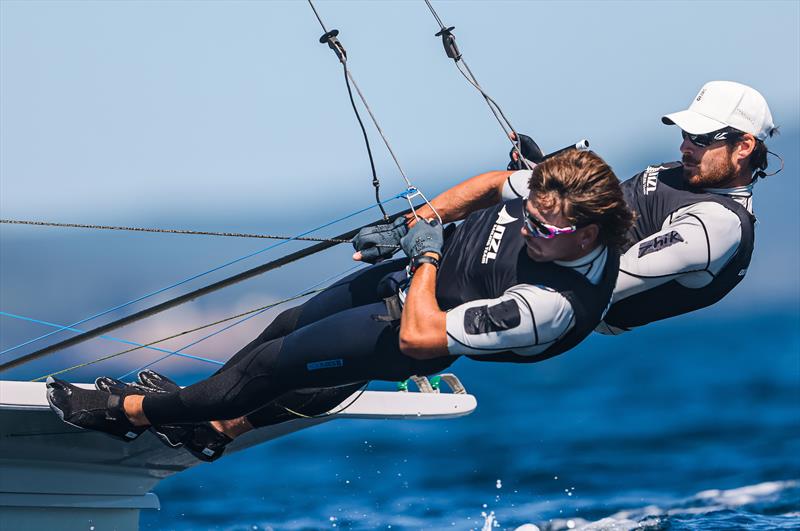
[352,216,408,264]
[507,133,545,170]
[401,218,443,260]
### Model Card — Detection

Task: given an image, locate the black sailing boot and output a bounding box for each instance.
[94,374,187,449]
[46,377,147,442]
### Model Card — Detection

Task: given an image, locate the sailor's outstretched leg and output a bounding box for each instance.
[46,276,453,444]
[196,260,407,438]
[214,258,407,374]
[138,301,456,426]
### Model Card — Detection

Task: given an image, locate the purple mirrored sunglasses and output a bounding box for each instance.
[521,204,579,239]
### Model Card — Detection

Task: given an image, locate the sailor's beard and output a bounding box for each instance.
[683,155,736,189]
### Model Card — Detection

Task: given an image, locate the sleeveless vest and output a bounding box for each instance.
[436,198,620,363]
[603,162,756,329]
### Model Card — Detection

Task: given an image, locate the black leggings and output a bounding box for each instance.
[143,260,457,424]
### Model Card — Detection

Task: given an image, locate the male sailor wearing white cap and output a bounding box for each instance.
[596,80,780,332]
[356,80,780,333]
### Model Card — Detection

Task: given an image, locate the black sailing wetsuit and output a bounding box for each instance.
[602,162,756,330]
[142,199,619,425]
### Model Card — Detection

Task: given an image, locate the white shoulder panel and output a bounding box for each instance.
[501,170,532,201]
[446,284,574,357]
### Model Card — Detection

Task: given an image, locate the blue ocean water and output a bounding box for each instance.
[140,308,800,531]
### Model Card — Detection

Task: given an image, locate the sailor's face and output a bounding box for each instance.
[680,133,736,188]
[521,197,584,262]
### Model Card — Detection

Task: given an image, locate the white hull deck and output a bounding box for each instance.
[0,378,476,530]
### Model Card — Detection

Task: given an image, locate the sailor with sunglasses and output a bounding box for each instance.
[509,81,777,333]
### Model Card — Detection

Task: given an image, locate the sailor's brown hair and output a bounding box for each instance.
[528,149,634,250]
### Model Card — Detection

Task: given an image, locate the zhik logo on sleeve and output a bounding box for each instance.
[638,230,685,258]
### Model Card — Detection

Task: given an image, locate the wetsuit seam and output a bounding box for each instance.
[684,213,711,271]
[618,268,709,280]
[509,289,539,345]
[507,176,525,198]
[446,331,555,352]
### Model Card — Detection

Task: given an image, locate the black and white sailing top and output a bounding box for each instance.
[502,164,756,334]
[424,198,619,362]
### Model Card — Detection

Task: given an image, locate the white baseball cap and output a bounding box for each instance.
[662,81,775,141]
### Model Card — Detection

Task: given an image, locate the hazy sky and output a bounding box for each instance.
[1,1,798,221]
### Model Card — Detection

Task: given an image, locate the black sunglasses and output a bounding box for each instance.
[681,127,743,148]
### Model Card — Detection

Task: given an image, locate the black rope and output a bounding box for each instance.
[0,219,351,243]
[0,219,396,247]
[340,63,389,221]
[307,0,328,32]
[309,0,389,221]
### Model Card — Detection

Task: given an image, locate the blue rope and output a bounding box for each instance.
[1,193,406,357]
[116,263,366,381]
[0,311,223,367]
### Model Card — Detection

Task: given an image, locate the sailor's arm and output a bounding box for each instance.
[612,201,743,302]
[353,170,513,263]
[408,170,511,225]
[398,252,449,360]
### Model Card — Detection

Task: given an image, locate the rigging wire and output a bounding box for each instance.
[0,192,407,366]
[29,287,326,382]
[277,382,370,420]
[0,310,223,368]
[307,0,387,221]
[0,219,394,246]
[422,0,533,170]
[116,263,365,380]
[307,0,442,224]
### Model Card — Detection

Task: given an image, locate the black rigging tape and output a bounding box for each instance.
[435,26,461,61]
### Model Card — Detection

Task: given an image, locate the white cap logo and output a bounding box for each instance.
[662,81,775,141]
